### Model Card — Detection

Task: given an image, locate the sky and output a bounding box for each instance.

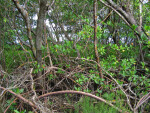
[143,0,148,4]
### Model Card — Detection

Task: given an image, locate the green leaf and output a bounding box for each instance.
[131,24,138,30]
[3,18,7,23]
[28,112,33,113]
[14,110,20,113]
[144,25,150,30]
[19,89,24,93]
[54,44,59,48]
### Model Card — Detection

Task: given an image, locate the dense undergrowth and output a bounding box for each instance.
[1,39,150,113]
[0,0,150,113]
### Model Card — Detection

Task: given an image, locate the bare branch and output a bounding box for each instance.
[12,0,36,57]
[0,86,39,110]
[39,90,122,112]
[99,0,140,37]
[93,0,103,78]
[135,92,150,111]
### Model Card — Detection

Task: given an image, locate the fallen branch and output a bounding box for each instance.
[135,92,150,111]
[38,90,122,112]
[0,86,39,111]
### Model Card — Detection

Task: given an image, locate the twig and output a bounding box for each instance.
[4,98,17,113]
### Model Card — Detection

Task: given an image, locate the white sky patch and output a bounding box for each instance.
[33,14,38,20]
[15,37,20,44]
[45,19,50,27]
[108,37,113,43]
[52,23,55,27]
[143,0,148,4]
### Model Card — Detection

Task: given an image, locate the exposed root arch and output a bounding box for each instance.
[39,90,122,112]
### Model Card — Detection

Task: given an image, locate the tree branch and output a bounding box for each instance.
[94,0,103,78]
[39,90,122,112]
[12,0,36,58]
[0,86,39,110]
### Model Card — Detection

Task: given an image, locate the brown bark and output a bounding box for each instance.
[36,0,48,87]
[138,1,144,62]
[12,0,36,58]
[38,90,122,112]
[44,23,53,66]
[93,0,103,79]
[0,86,39,111]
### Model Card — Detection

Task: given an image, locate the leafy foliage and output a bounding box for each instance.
[0,0,150,112]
